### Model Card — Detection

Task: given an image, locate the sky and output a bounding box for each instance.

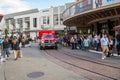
[0,0,74,14]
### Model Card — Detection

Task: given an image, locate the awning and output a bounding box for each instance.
[0,14,4,16]
[112,25,120,31]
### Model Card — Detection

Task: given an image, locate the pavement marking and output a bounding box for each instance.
[89,50,119,56]
[89,50,102,54]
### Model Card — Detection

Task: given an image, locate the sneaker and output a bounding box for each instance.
[1,59,6,62]
[102,57,105,59]
[102,56,106,59]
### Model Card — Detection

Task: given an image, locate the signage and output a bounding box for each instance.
[93,0,120,8]
[63,0,92,19]
[75,0,92,13]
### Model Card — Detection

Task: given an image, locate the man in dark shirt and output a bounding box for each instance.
[2,38,10,61]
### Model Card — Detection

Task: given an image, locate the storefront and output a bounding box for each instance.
[63,0,120,36]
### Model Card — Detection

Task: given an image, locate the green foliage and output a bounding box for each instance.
[59,32,64,36]
[4,28,9,38]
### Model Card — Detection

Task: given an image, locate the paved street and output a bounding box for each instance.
[0,43,88,80]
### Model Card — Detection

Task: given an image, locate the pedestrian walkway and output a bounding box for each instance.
[0,45,88,80]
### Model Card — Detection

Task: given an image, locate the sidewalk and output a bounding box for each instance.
[0,63,5,80]
[0,46,88,80]
[60,46,120,65]
[88,49,119,56]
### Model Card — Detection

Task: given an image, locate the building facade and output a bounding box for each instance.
[63,0,120,36]
[0,2,74,39]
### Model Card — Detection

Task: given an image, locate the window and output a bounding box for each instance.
[33,18,37,27]
[53,7,58,14]
[60,6,65,13]
[42,34,53,38]
[43,16,46,24]
[53,14,58,25]
[47,16,49,24]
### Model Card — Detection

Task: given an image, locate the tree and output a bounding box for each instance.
[4,28,9,38]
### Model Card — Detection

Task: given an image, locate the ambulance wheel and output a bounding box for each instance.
[55,46,58,50]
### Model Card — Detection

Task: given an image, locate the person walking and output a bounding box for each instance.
[28,37,32,47]
[77,37,82,49]
[70,36,75,50]
[107,36,114,57]
[83,36,89,50]
[1,38,10,62]
[0,38,3,45]
[12,37,22,60]
[74,36,78,49]
[21,37,26,48]
[115,33,120,56]
[100,34,109,59]
[8,37,13,50]
[96,35,100,51]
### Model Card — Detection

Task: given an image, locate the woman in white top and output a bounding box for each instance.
[83,36,89,50]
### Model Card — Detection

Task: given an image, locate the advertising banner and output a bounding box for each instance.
[93,0,120,8]
[75,0,92,14]
[63,0,92,19]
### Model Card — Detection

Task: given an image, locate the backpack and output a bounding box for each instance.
[0,39,3,44]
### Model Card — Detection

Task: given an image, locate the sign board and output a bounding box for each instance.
[93,0,120,8]
[63,0,92,19]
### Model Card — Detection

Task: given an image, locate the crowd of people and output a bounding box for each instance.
[1,33,119,61]
[0,35,32,62]
[57,33,120,59]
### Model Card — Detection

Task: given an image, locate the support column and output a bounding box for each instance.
[50,6,54,29]
[23,18,26,31]
[15,19,19,31]
[9,20,14,33]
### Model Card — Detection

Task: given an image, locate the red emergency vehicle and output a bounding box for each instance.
[38,30,58,50]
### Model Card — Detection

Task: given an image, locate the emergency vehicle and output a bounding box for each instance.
[38,30,58,50]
